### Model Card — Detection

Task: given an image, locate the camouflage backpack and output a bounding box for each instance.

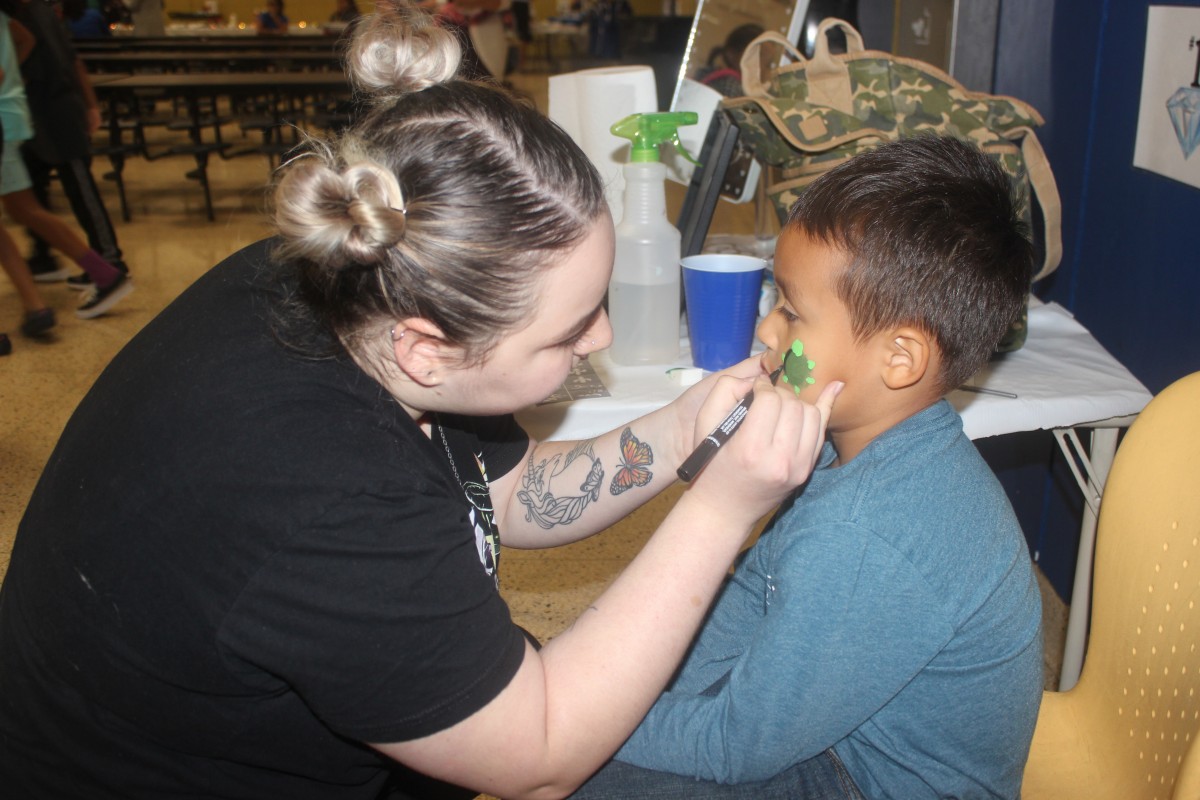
[722,18,1062,351]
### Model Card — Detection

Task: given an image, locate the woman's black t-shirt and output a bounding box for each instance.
[0,239,529,798]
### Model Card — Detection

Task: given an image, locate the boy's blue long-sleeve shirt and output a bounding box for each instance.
[616,401,1043,800]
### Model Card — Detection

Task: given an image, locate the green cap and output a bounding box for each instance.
[610,112,700,164]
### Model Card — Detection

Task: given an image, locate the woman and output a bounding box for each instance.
[0,6,837,798]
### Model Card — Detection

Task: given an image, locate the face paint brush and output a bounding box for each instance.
[676,365,784,482]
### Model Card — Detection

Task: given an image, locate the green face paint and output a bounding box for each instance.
[780,339,816,395]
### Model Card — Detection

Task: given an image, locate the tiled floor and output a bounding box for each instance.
[0,70,1066,694]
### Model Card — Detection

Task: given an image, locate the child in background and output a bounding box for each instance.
[7,0,132,298]
[62,0,112,38]
[572,136,1043,800]
[254,0,289,34]
[328,0,360,23]
[0,7,53,354]
[0,198,55,354]
[436,0,510,82]
[694,23,764,97]
[5,0,133,316]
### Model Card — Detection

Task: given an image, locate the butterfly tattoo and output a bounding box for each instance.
[610,427,654,496]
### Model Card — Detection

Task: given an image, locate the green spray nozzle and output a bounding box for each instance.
[611,112,701,164]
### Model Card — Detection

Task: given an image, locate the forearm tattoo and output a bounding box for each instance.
[517,439,605,529]
[515,428,657,529]
[609,427,653,495]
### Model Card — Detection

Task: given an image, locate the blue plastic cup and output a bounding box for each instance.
[682,254,767,371]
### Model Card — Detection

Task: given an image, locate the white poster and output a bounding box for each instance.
[1133,6,1200,189]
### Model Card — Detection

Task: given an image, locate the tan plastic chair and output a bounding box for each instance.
[1023,371,1200,800]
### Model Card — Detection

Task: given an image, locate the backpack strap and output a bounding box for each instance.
[739,30,805,98]
[804,18,864,115]
[1014,127,1063,282]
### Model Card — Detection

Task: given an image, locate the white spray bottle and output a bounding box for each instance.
[607,111,698,365]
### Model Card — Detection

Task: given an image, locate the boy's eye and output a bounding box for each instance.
[776,306,800,323]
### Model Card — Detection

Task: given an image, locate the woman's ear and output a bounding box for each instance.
[881,326,931,390]
[390,318,454,387]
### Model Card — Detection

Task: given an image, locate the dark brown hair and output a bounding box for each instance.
[785,135,1034,390]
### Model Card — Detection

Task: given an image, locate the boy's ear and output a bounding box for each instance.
[391,318,457,387]
[879,326,931,390]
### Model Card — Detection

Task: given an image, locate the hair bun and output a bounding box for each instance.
[275,156,408,270]
[343,5,462,98]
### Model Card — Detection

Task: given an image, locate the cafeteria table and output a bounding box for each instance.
[93,71,352,220]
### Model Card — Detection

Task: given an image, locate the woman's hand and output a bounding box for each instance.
[662,355,771,466]
[377,375,837,799]
[685,373,841,523]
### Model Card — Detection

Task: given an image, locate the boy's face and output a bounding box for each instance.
[756,227,865,422]
[759,226,943,462]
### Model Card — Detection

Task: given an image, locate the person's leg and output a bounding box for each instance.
[0,148,56,337]
[1,189,133,318]
[4,189,108,267]
[52,155,127,270]
[0,233,40,308]
[569,750,864,800]
[0,226,53,319]
[19,146,60,276]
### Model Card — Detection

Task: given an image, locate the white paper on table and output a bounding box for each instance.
[950,303,1152,440]
[548,66,658,225]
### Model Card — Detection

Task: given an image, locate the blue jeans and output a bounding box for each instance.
[569,749,865,800]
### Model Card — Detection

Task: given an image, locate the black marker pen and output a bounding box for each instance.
[677,366,783,482]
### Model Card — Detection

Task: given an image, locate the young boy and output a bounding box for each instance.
[573,136,1043,800]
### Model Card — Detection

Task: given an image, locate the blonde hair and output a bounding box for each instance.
[341,4,459,96]
[275,156,408,270]
[271,3,606,362]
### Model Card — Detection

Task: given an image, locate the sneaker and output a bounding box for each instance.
[0,333,10,356]
[76,273,134,319]
[29,255,70,283]
[69,261,128,291]
[66,273,93,291]
[20,308,56,337]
